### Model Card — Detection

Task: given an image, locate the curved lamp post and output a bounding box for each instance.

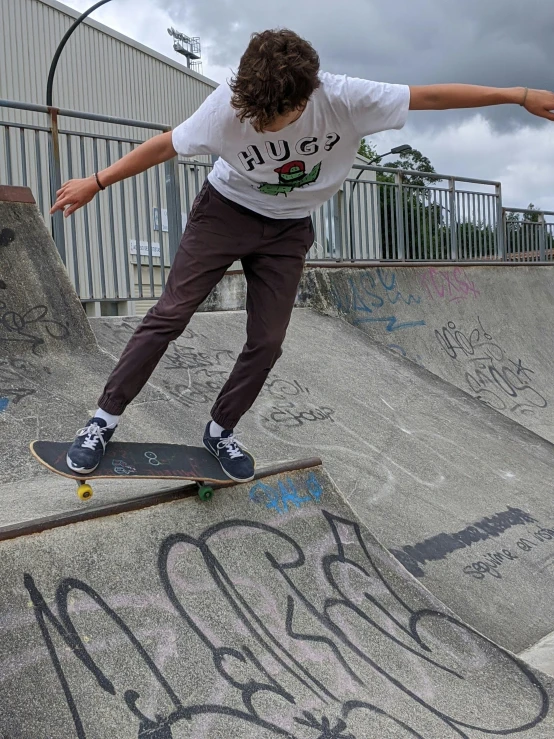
[47,0,114,106]
[46,0,114,262]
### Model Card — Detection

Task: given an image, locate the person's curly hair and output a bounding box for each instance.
[230,29,321,132]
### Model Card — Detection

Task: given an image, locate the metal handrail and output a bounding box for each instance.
[0,98,169,131]
[350,162,500,187]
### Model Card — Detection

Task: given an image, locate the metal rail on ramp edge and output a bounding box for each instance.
[0,457,322,543]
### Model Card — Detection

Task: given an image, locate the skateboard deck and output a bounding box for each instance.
[30,440,255,501]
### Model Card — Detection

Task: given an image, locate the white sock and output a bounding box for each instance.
[95,408,120,428]
[210,420,227,437]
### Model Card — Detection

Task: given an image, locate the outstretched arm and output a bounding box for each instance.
[409,84,554,121]
[50,131,176,217]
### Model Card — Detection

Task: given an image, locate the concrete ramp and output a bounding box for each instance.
[0,186,96,358]
[2,464,554,738]
[306,265,554,443]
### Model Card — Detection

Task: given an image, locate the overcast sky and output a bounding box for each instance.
[64,0,553,210]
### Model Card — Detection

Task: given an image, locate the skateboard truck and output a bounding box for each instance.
[75,479,214,502]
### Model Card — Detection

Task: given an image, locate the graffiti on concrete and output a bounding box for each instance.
[331,269,425,332]
[435,317,547,416]
[0,358,37,406]
[250,472,323,515]
[390,506,539,578]
[23,491,550,738]
[419,268,480,303]
[260,379,335,428]
[0,302,70,355]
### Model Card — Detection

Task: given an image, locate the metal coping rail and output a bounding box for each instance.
[0,457,323,542]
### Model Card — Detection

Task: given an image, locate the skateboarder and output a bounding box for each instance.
[50,29,554,483]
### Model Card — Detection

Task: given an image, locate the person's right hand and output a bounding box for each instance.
[50,177,100,217]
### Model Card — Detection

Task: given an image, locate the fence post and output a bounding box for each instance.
[47,106,67,264]
[448,177,457,261]
[333,190,344,261]
[496,182,505,261]
[164,152,183,265]
[395,171,405,260]
[538,212,546,262]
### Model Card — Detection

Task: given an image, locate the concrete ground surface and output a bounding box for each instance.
[2,465,554,739]
[3,187,554,735]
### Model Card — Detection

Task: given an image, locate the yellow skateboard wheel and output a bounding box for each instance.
[77,483,93,501]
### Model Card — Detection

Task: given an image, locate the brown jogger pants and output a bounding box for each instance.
[97,182,314,429]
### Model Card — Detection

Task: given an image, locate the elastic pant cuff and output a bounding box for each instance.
[97,394,127,416]
[210,410,239,432]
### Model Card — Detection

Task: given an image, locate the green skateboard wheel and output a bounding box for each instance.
[198,485,214,501]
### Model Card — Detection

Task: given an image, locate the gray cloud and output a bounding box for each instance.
[158,0,552,131]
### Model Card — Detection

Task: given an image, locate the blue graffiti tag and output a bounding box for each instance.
[249,472,323,515]
[332,269,425,332]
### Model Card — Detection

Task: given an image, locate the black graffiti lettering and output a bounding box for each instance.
[22,504,550,737]
[464,561,503,580]
[463,549,520,580]
[391,507,538,578]
[534,528,554,542]
[0,302,69,355]
[517,539,537,552]
[462,531,554,582]
[436,318,547,416]
[263,401,335,428]
[463,565,486,581]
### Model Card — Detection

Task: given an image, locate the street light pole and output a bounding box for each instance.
[46,0,114,264]
[46,0,114,106]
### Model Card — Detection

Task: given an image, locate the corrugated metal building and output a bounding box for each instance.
[1,0,217,130]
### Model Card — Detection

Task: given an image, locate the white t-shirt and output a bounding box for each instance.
[172,71,410,219]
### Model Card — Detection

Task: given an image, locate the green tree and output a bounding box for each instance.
[378,148,437,187]
[357,138,379,162]
[505,203,552,259]
[375,148,443,258]
[525,203,540,223]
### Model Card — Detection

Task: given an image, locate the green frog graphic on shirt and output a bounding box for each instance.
[258,160,322,196]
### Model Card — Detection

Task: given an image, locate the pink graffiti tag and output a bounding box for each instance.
[420,268,480,303]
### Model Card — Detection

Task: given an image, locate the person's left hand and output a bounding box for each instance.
[523,89,554,121]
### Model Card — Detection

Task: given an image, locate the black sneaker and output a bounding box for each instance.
[66,417,117,474]
[203,422,254,483]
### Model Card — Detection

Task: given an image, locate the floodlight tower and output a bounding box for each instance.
[167,27,202,73]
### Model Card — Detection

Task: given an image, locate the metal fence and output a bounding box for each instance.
[1,99,552,308]
[503,207,554,262]
[342,171,504,262]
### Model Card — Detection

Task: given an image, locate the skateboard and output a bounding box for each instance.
[30,440,255,502]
